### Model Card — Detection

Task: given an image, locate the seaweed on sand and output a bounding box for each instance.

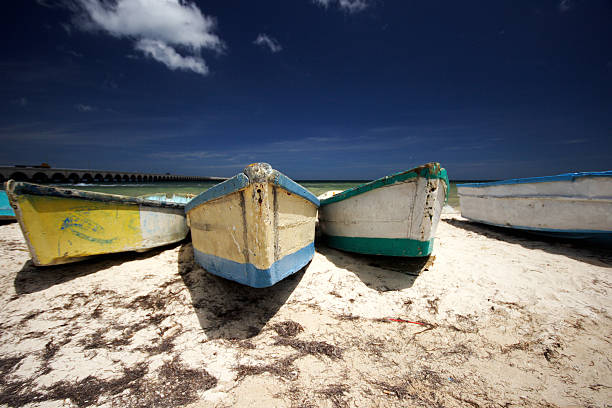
[46,363,148,407]
[338,314,360,321]
[134,356,217,407]
[235,354,301,380]
[235,336,343,383]
[274,337,343,360]
[0,355,25,383]
[272,320,304,337]
[42,338,70,361]
[318,384,350,408]
[40,338,71,374]
[370,369,446,406]
[0,356,218,408]
[0,356,45,408]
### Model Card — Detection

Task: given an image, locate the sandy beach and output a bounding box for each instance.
[0,212,611,408]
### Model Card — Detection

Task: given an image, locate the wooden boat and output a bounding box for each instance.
[6,180,190,266]
[457,171,612,242]
[185,163,319,288]
[318,163,449,257]
[0,189,16,221]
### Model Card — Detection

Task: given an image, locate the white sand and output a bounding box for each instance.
[0,214,611,407]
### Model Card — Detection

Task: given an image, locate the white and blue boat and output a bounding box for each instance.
[185,163,319,288]
[457,171,612,243]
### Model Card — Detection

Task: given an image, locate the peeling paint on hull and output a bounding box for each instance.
[318,163,448,257]
[6,181,189,266]
[187,163,319,287]
[457,171,612,244]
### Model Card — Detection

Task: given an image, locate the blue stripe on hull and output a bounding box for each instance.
[193,242,315,288]
[528,230,612,245]
[466,218,612,245]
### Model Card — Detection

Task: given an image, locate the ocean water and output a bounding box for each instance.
[53,180,462,209]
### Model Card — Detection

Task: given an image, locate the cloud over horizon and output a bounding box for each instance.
[253,34,282,53]
[75,103,96,112]
[313,0,369,13]
[70,0,223,75]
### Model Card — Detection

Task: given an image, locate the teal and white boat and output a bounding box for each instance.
[185,163,320,288]
[318,163,449,257]
[0,190,16,220]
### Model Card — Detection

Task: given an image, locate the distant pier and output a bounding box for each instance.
[0,165,225,184]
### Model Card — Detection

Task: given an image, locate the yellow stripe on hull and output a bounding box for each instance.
[13,194,186,266]
[188,183,317,270]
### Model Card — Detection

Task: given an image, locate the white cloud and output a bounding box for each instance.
[135,39,208,74]
[559,0,573,12]
[75,104,96,112]
[36,0,56,8]
[71,0,223,75]
[313,0,369,13]
[253,34,282,53]
[338,0,368,12]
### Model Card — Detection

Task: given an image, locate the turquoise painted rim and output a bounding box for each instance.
[320,163,449,206]
[324,235,434,257]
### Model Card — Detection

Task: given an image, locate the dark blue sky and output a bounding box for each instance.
[1,0,611,180]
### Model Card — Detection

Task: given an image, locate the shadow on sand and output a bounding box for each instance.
[14,242,184,295]
[177,243,305,340]
[444,218,612,268]
[315,243,428,292]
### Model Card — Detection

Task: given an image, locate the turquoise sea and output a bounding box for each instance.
[53,180,462,209]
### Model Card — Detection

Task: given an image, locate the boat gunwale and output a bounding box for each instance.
[319,162,449,206]
[456,193,612,201]
[6,180,187,210]
[456,170,612,189]
[185,165,320,213]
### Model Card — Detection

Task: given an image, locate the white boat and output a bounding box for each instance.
[185,163,319,288]
[457,171,612,243]
[318,163,449,257]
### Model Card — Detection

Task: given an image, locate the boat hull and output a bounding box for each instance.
[7,181,189,266]
[0,190,15,220]
[186,164,319,288]
[318,163,448,257]
[457,171,612,243]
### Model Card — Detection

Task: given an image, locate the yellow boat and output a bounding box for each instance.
[185,163,320,287]
[6,180,190,266]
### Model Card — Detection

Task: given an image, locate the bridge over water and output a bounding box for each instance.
[0,166,225,184]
